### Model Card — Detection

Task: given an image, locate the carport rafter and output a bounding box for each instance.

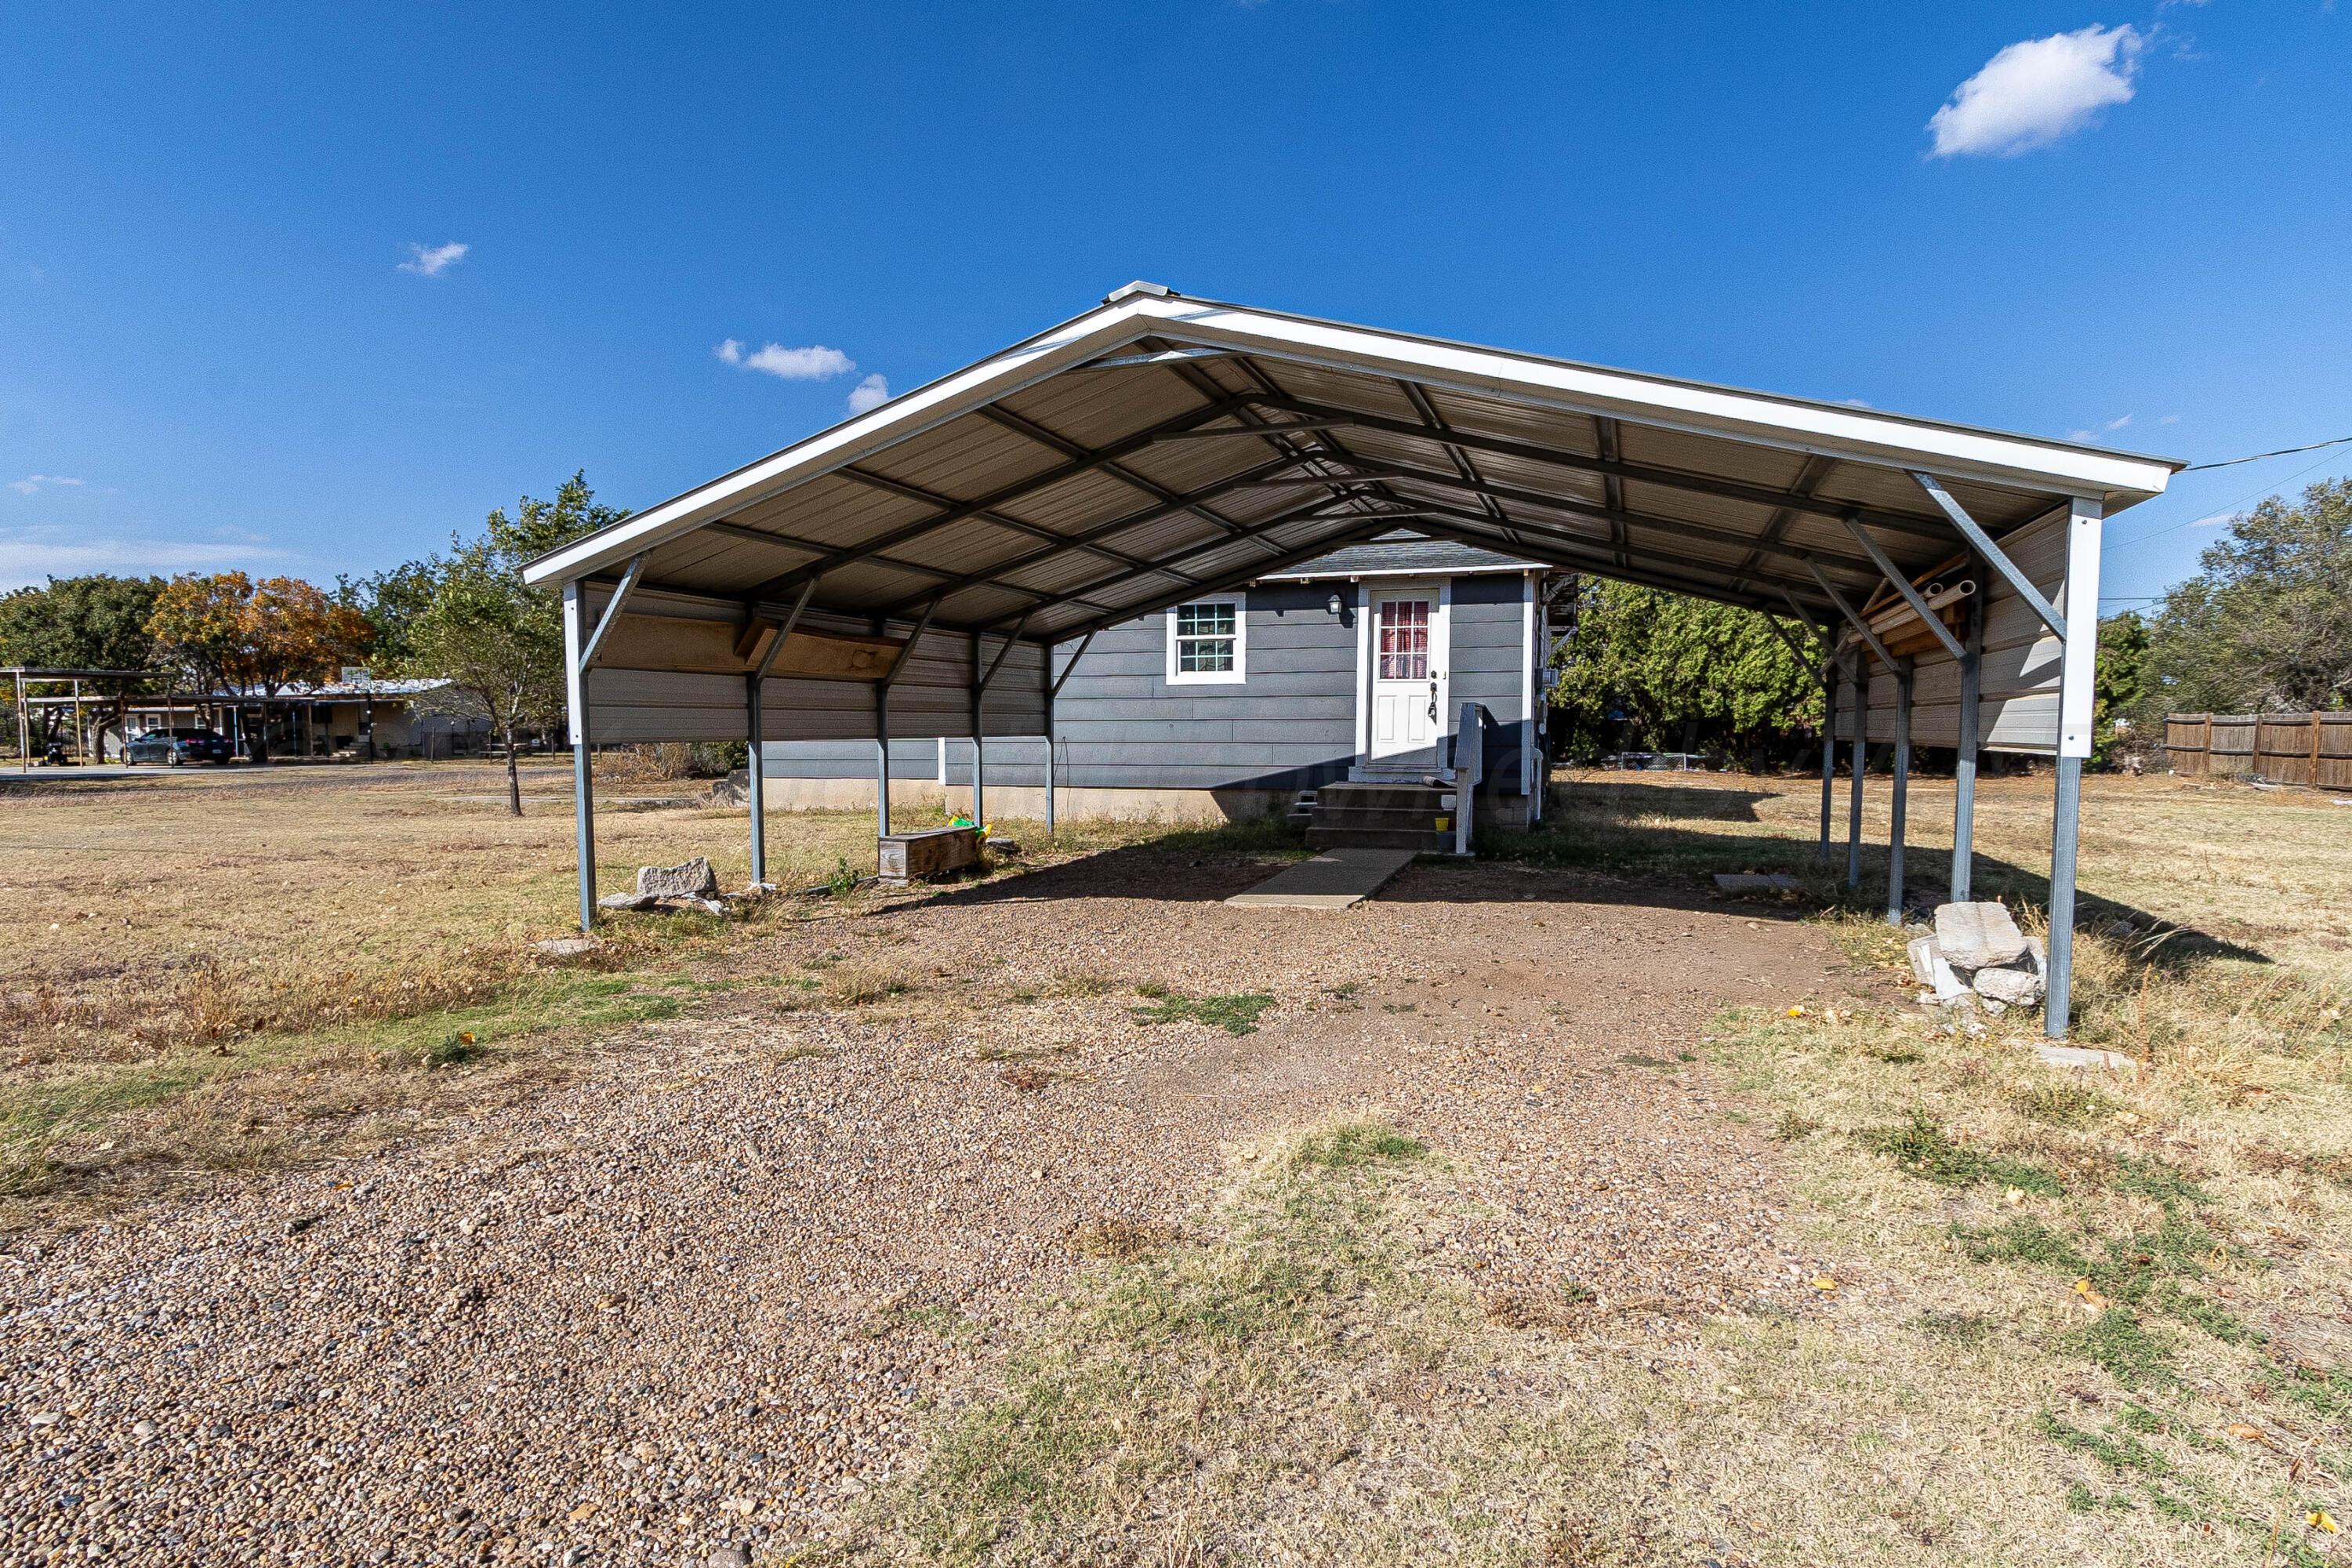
[735,393,1258,604]
[695,519,1127,619]
[1232,394,1966,543]
[971,489,1406,634]
[1233,453,1895,589]
[1351,492,1833,609]
[860,450,1334,622]
[828,468,1188,581]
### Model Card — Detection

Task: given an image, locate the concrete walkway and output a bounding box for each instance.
[1225,846,1417,910]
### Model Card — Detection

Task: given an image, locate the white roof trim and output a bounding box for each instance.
[1265,563,1541,583]
[524,289,2182,588]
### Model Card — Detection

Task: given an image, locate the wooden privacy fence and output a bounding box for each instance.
[2165,711,2352,789]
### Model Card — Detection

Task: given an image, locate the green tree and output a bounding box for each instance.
[1547,578,1821,763]
[2092,610,2148,767]
[0,575,165,754]
[336,560,440,669]
[401,473,626,813]
[2141,478,2352,715]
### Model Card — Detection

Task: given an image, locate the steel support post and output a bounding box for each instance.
[746,672,767,886]
[1819,659,1838,858]
[2045,496,2105,1039]
[969,631,986,828]
[1951,579,1984,902]
[1042,732,1055,839]
[562,583,597,933]
[2049,757,2084,1036]
[875,695,892,840]
[1887,668,1913,924]
[1847,658,1866,889]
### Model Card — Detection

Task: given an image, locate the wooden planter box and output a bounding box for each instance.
[877,826,982,883]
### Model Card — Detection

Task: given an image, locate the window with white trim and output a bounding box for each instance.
[1166,596,1246,684]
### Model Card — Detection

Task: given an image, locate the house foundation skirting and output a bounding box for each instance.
[744,777,1537,828]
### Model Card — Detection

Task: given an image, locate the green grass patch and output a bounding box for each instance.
[1860,1110,2063,1195]
[2061,1308,2180,1390]
[1131,989,1278,1036]
[1290,1122,1426,1169]
[2037,1410,2172,1475]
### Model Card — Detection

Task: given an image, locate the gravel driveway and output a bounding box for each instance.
[2,849,1841,1565]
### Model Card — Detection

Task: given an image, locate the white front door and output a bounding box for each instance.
[1367,586,1447,763]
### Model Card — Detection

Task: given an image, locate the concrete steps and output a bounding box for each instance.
[1303,781,1456,855]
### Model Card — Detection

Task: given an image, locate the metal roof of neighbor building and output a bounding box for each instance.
[524,283,2181,650]
[1263,532,1544,581]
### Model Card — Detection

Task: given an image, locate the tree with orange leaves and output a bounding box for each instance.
[147,572,372,760]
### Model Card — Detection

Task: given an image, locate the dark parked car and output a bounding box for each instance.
[124,728,234,765]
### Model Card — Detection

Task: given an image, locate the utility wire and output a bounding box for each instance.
[2111,444,2352,550]
[2183,434,2352,471]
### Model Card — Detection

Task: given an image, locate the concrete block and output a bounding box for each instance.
[1935,902,2029,970]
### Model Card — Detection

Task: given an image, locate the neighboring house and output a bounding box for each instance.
[103,677,495,760]
[757,533,1557,824]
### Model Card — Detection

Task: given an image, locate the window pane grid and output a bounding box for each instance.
[1377,600,1429,681]
[1173,600,1240,680]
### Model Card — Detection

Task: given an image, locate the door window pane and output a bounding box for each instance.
[1377,600,1429,681]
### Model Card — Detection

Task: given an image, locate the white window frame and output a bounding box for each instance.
[1165,593,1247,685]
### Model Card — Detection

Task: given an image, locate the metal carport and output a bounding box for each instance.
[521,281,2180,1037]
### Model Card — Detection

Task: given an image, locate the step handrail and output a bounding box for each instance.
[1450,702,1494,856]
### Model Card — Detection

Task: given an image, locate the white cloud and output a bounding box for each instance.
[8,474,82,496]
[714,339,745,365]
[0,528,291,590]
[397,241,470,277]
[2067,413,2135,442]
[1928,25,2144,158]
[736,343,855,380]
[2190,512,2234,528]
[846,373,891,414]
[1839,397,1875,409]
[2159,413,2183,425]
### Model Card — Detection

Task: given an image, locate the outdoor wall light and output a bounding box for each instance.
[1326,591,1345,616]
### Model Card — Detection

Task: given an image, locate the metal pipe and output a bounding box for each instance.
[1888,668,1912,924]
[1951,576,1984,902]
[2048,757,2082,1038]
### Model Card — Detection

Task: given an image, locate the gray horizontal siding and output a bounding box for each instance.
[760,572,1540,794]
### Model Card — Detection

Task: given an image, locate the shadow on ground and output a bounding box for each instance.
[925,776,2272,971]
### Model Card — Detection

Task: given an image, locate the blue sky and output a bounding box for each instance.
[2,2,2346,612]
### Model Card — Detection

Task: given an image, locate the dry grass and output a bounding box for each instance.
[0,760,1162,1215]
[831,770,2352,1567]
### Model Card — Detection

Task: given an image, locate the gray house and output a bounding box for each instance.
[757,532,1555,826]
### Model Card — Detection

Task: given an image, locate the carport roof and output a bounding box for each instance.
[523,283,2182,644]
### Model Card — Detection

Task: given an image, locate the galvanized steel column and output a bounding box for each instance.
[1887,667,1912,924]
[1846,656,1865,889]
[1819,659,1837,858]
[1951,578,1984,902]
[2045,496,2105,1040]
[746,669,767,886]
[562,583,597,933]
[969,631,986,829]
